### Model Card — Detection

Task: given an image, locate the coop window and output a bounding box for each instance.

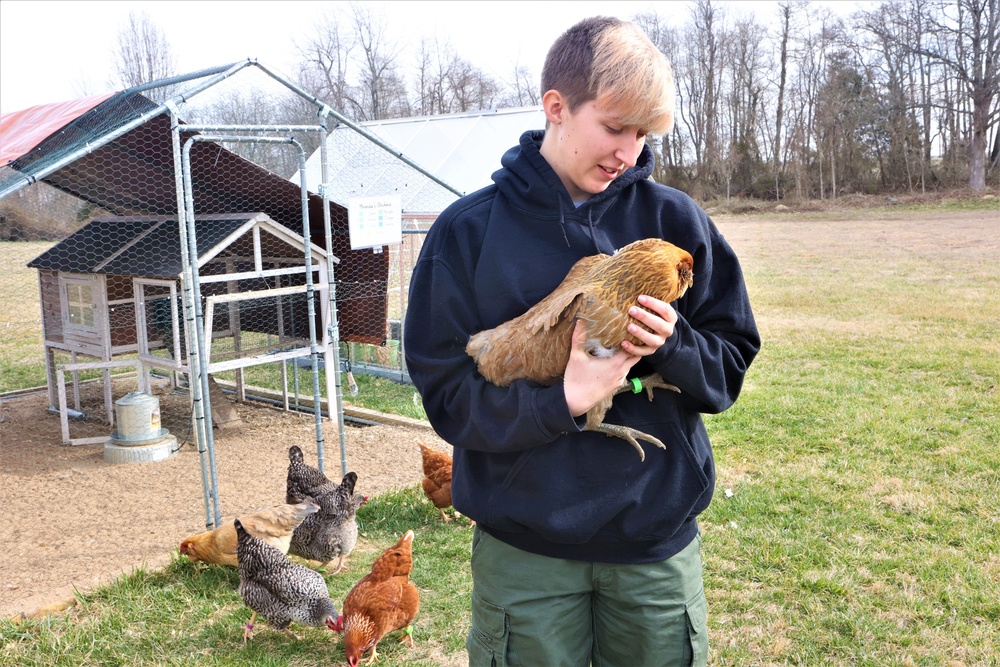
[62,277,98,330]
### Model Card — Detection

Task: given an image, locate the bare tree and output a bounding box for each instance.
[446,59,502,112]
[721,16,768,199]
[772,2,795,199]
[296,8,356,117]
[110,11,176,98]
[633,11,686,185]
[347,3,410,120]
[912,0,1000,189]
[296,2,409,120]
[678,0,727,195]
[412,39,503,114]
[413,38,446,115]
[500,65,540,107]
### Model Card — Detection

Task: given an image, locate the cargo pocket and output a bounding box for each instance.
[684,589,709,667]
[467,590,509,667]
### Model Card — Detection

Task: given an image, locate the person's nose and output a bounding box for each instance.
[614,135,643,169]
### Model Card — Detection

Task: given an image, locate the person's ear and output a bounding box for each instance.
[542,90,565,125]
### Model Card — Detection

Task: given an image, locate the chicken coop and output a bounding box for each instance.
[0,60,462,528]
[26,211,336,439]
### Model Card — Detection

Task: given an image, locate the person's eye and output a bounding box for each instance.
[605,125,623,134]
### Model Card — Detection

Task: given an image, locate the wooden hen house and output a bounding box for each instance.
[27,211,336,433]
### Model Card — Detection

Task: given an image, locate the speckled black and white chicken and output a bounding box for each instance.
[234,517,339,643]
[287,455,369,574]
[286,445,341,503]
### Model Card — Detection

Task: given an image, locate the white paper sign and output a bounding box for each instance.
[348,194,402,250]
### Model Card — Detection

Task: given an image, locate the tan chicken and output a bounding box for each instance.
[466,238,694,461]
[418,440,455,522]
[179,502,320,568]
[339,530,420,666]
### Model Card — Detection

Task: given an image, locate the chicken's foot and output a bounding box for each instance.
[243,611,258,643]
[319,554,348,575]
[616,373,680,400]
[595,373,678,461]
[594,423,666,462]
[362,642,379,664]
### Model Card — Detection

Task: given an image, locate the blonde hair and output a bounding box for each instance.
[592,23,675,135]
[541,17,676,135]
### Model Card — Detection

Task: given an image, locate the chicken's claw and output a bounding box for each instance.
[618,373,680,401]
[593,423,667,462]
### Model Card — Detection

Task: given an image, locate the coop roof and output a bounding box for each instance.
[298,106,546,213]
[0,66,392,344]
[28,213,326,280]
[1,93,325,224]
[0,93,116,168]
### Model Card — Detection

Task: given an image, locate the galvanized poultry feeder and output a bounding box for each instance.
[104,391,177,464]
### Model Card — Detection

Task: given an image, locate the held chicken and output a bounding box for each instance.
[466,238,694,461]
[418,440,454,522]
[289,468,369,575]
[234,518,340,643]
[179,502,319,568]
[340,530,420,666]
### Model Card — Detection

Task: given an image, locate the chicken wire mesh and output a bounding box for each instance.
[0,61,452,612]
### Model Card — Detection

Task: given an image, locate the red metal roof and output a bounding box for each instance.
[0,93,115,167]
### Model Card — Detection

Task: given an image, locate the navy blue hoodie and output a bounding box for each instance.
[404,130,759,564]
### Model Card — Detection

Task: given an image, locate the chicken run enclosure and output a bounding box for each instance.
[0,62,455,538]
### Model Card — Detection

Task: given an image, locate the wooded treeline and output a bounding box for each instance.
[111,0,1000,199]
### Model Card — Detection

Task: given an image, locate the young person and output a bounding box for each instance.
[403,15,760,666]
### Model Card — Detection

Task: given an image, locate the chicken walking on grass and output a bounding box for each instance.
[286,446,368,574]
[234,518,339,643]
[418,440,455,523]
[286,444,340,503]
[339,530,420,666]
[178,502,319,568]
[466,238,694,461]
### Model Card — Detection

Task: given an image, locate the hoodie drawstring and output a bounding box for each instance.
[558,198,571,248]
[558,199,608,254]
[586,209,602,255]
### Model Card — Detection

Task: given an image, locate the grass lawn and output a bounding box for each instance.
[1,201,998,665]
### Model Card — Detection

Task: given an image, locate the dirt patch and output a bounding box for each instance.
[0,382,451,619]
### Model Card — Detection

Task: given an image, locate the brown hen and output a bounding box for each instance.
[418,440,454,522]
[179,502,319,568]
[466,238,694,461]
[340,530,420,666]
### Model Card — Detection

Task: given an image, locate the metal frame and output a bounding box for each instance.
[56,359,148,446]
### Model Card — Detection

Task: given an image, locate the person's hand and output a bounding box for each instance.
[620,295,677,357]
[563,319,640,418]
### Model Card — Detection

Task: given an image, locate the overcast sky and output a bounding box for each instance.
[0,0,863,115]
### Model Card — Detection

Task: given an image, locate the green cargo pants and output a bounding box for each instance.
[466,528,708,667]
